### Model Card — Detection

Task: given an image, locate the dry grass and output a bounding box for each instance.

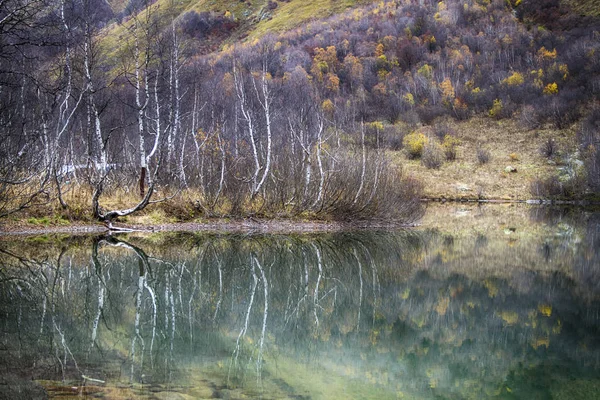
[0,185,326,228]
[0,185,192,228]
[106,0,128,15]
[249,0,369,39]
[389,116,578,200]
[565,0,600,16]
[100,0,373,64]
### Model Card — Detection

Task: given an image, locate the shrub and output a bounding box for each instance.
[398,110,420,129]
[502,72,525,86]
[583,143,600,192]
[531,157,587,198]
[540,138,558,158]
[543,82,558,95]
[549,97,580,129]
[383,125,405,150]
[536,90,581,129]
[416,105,447,125]
[578,108,600,148]
[433,122,456,140]
[477,147,491,164]
[403,131,428,159]
[452,98,470,120]
[180,11,236,38]
[442,135,460,160]
[519,105,541,129]
[421,141,444,169]
[530,175,566,198]
[488,99,503,119]
[579,109,600,191]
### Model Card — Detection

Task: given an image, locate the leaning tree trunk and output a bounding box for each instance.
[92,180,155,225]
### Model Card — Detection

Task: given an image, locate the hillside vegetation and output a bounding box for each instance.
[102,0,600,202]
[102,0,373,59]
[0,0,599,227]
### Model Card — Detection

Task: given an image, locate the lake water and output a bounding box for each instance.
[1,204,600,399]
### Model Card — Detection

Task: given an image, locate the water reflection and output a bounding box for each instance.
[1,212,600,399]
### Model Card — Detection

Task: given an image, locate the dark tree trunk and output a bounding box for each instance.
[139,166,147,198]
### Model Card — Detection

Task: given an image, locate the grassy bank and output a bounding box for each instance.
[389,116,584,201]
[0,186,421,233]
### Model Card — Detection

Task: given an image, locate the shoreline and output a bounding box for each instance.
[0,219,420,237]
[1,199,598,237]
[421,198,600,205]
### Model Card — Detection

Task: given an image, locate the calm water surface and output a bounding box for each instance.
[1,205,600,399]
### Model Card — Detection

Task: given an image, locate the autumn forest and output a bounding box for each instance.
[1,0,599,225]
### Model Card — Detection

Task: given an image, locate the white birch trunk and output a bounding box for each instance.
[83,38,106,171]
[234,64,261,195]
[312,118,325,209]
[252,68,272,198]
[353,121,366,206]
[134,27,149,197]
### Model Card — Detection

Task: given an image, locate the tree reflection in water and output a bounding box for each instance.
[1,223,600,399]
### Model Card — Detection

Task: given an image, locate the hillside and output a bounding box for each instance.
[97,0,599,204]
[101,0,374,59]
[392,117,581,201]
[1,0,600,225]
[104,0,600,48]
[569,0,600,16]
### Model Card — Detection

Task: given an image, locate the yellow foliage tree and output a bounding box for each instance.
[537,46,557,60]
[442,134,460,159]
[418,64,433,79]
[440,78,455,101]
[403,92,415,107]
[343,54,363,87]
[325,73,340,93]
[559,63,569,80]
[310,46,338,81]
[322,99,334,116]
[502,71,524,86]
[489,99,503,118]
[403,131,428,158]
[543,82,558,95]
[368,121,384,132]
[376,54,389,71]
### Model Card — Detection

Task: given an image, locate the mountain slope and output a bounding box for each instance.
[101,0,374,59]
[80,0,600,203]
